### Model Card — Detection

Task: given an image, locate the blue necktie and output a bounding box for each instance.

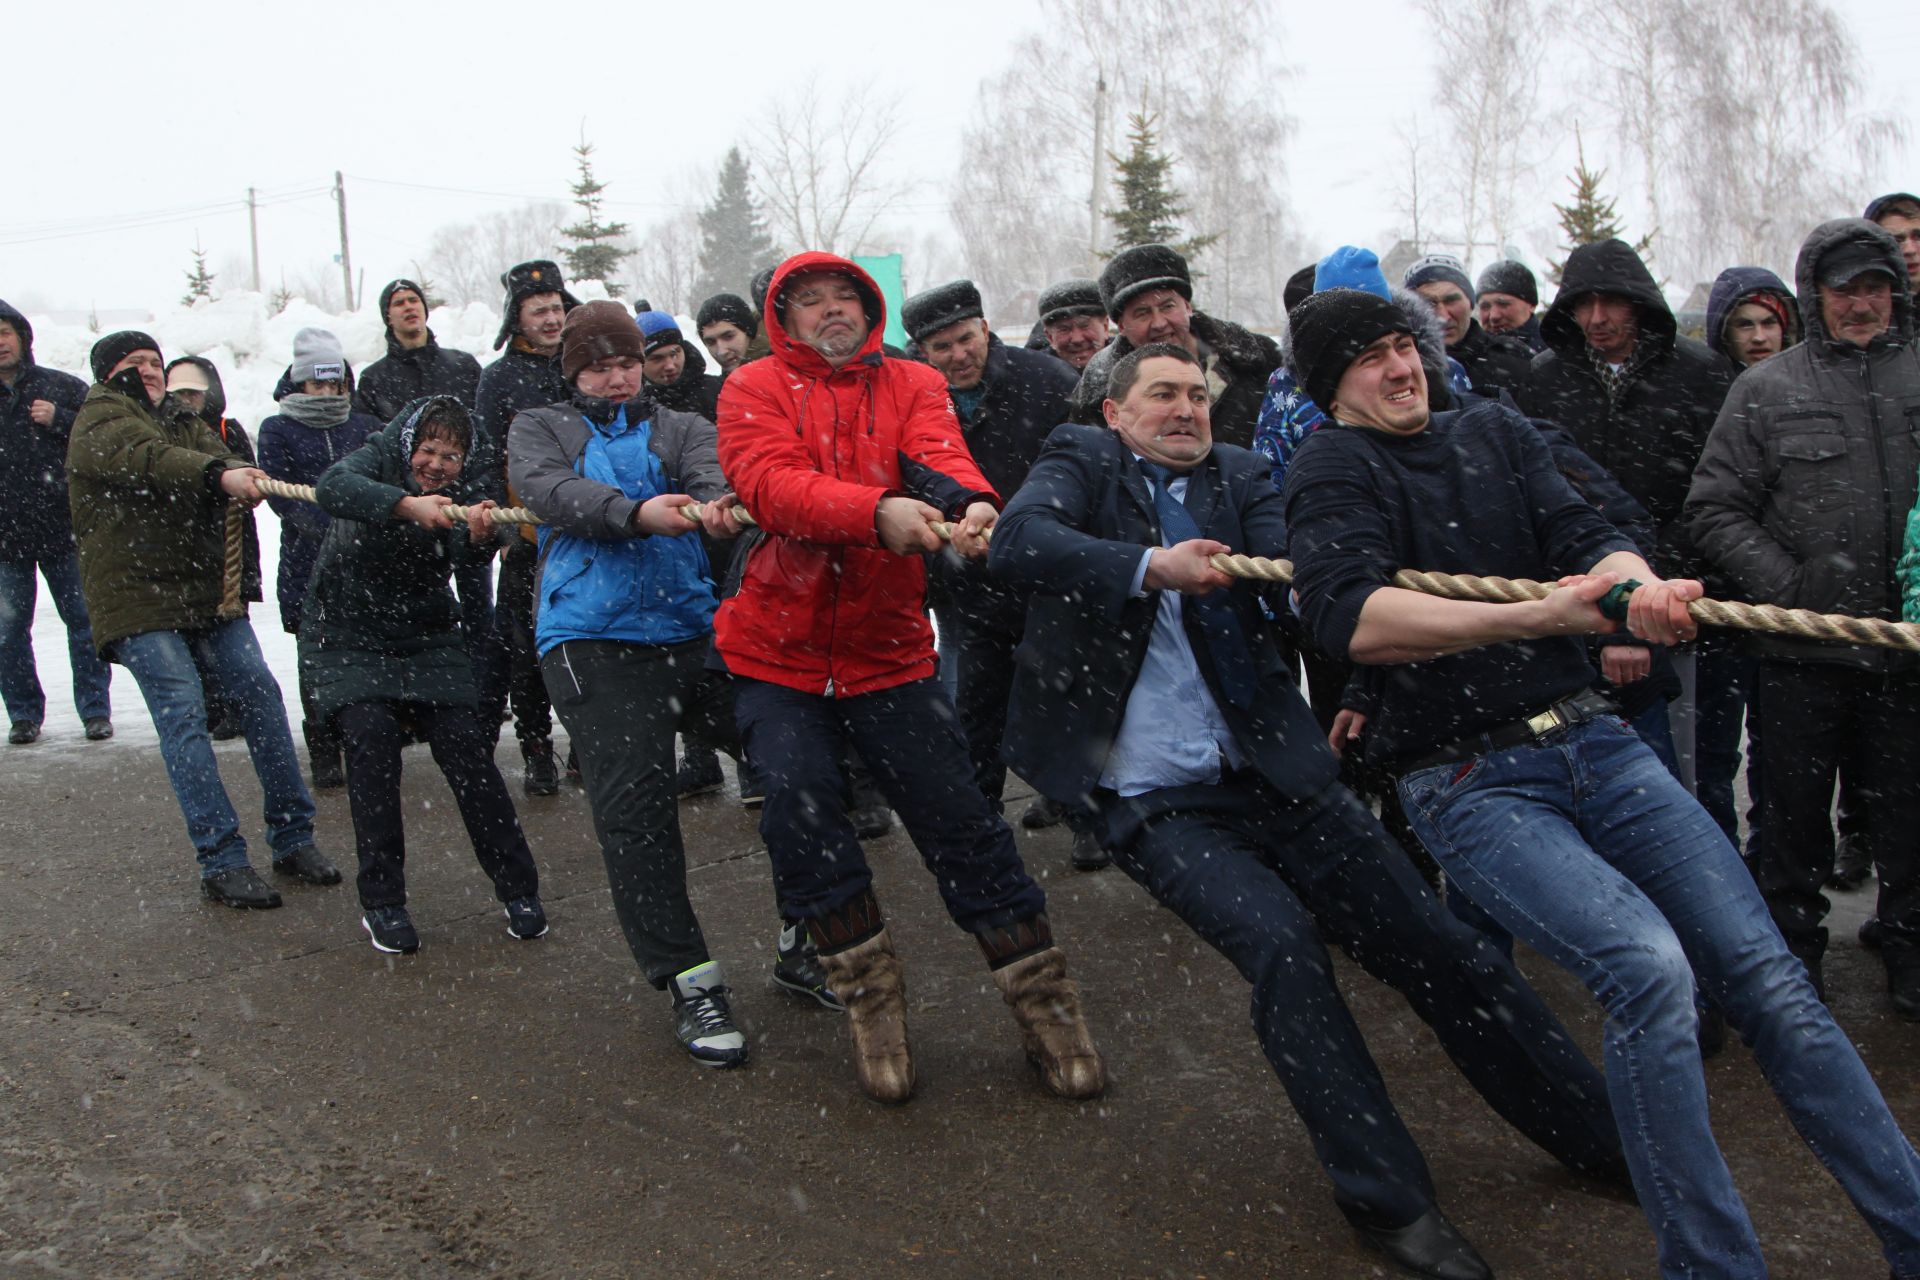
[1140,463,1258,708]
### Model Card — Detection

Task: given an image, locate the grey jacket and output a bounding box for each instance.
[1686,218,1920,672]
[505,393,728,593]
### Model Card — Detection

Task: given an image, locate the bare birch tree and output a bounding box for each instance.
[1417,0,1548,268]
[749,77,911,257]
[420,203,568,306]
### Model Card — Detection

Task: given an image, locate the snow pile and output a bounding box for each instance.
[20,280,633,430]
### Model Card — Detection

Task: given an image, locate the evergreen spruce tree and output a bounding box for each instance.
[561,136,634,297]
[1547,129,1654,284]
[181,239,216,306]
[1103,108,1218,259]
[693,147,781,303]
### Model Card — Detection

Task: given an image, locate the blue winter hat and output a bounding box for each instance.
[1314,247,1392,301]
[635,310,683,354]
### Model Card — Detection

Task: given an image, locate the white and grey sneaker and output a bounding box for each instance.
[670,961,749,1068]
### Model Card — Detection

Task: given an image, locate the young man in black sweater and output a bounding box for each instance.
[1283,287,1920,1280]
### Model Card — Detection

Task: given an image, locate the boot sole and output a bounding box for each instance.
[772,971,846,1012]
[201,886,283,909]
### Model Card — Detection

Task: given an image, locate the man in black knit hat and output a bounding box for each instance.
[1475,259,1545,352]
[1065,243,1280,449]
[695,293,758,378]
[354,279,483,423]
[475,259,580,795]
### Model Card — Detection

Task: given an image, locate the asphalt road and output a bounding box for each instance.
[0,730,1908,1279]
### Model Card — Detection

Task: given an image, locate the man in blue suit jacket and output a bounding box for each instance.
[988,343,1623,1280]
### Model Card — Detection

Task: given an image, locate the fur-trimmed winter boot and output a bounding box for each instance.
[810,890,914,1103]
[980,915,1107,1100]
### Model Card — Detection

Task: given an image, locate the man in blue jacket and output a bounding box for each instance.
[0,300,110,744]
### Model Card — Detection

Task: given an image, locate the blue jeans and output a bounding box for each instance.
[1399,716,1920,1279]
[115,622,315,875]
[0,553,111,724]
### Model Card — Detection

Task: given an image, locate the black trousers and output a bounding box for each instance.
[542,638,740,988]
[1103,775,1621,1227]
[335,700,539,911]
[734,675,1046,933]
[456,559,506,737]
[495,543,552,748]
[1752,660,1920,951]
[931,602,1020,811]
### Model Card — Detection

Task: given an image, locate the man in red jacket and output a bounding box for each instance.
[714,253,1104,1105]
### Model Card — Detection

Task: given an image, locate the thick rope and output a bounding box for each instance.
[217,501,247,620]
[252,479,1920,653]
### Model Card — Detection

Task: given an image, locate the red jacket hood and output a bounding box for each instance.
[762,253,888,379]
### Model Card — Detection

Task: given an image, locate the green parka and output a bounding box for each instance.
[66,377,245,655]
[297,398,496,721]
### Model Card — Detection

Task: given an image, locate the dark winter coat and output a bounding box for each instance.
[932,335,1077,629]
[646,341,723,422]
[476,341,568,504]
[0,301,90,561]
[298,400,492,719]
[711,252,998,698]
[1067,311,1283,450]
[66,378,246,654]
[1449,319,1534,397]
[352,332,481,424]
[1516,238,1734,576]
[162,356,262,606]
[257,397,383,633]
[1704,266,1802,366]
[1507,312,1547,354]
[1687,218,1920,673]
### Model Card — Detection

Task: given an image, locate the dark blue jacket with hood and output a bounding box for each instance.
[0,301,90,560]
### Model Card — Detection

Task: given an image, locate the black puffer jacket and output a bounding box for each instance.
[353,331,482,424]
[0,301,90,560]
[476,342,568,504]
[1516,238,1733,576]
[1067,310,1282,450]
[1687,219,1920,673]
[1450,319,1534,397]
[931,335,1077,628]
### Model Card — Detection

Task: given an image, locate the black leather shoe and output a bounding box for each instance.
[1354,1208,1492,1280]
[8,720,40,745]
[1071,827,1111,871]
[272,845,343,886]
[83,717,113,741]
[201,867,283,909]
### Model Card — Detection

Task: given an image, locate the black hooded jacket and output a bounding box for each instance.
[1516,238,1734,576]
[645,341,723,422]
[1067,310,1282,450]
[1449,319,1534,397]
[353,331,482,424]
[162,356,261,604]
[0,301,90,560]
[475,342,568,504]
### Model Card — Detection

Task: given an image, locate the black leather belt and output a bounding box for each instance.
[1403,689,1618,773]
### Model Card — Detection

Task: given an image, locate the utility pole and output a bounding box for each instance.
[246,187,261,292]
[1089,72,1108,264]
[333,170,354,311]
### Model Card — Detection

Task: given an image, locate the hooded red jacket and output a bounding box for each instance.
[713,253,996,696]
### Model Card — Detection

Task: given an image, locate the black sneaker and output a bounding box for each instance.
[522,741,560,797]
[1021,795,1066,829]
[362,905,420,954]
[272,845,343,886]
[773,921,844,1012]
[737,759,766,810]
[677,747,725,798]
[8,721,40,746]
[201,866,283,909]
[670,962,748,1067]
[83,717,113,742]
[504,895,549,940]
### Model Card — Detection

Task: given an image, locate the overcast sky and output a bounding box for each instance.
[5,0,1914,316]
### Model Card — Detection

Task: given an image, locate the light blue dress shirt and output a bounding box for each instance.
[1097,470,1247,798]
